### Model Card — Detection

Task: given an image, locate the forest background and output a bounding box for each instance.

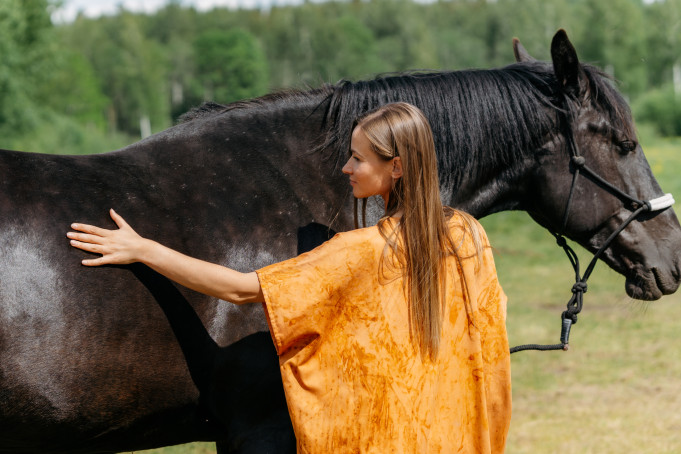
[1,0,680,154]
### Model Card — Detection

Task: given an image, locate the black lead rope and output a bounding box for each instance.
[510,154,675,354]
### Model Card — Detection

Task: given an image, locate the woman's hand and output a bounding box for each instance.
[68,209,150,266]
[68,208,263,303]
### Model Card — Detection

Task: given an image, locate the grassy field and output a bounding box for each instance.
[136,135,681,454]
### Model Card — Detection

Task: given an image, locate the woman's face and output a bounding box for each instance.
[342,127,397,204]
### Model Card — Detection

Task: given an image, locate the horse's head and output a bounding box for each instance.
[522,30,681,301]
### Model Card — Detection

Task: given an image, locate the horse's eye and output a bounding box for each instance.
[620,140,637,153]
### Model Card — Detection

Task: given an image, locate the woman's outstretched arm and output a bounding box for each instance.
[67,209,263,304]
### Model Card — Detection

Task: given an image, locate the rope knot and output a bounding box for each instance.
[571,282,588,294]
[555,236,567,247]
[562,309,579,324]
[571,155,586,167]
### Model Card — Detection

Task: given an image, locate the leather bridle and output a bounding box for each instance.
[510,122,675,354]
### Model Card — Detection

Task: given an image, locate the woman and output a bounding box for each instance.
[68,102,511,453]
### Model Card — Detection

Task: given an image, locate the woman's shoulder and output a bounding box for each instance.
[334,222,386,247]
[446,208,488,239]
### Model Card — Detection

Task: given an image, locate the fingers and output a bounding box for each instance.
[68,238,112,267]
[67,231,105,245]
[67,219,114,263]
[68,238,103,254]
[70,222,111,237]
[81,256,111,267]
[69,237,131,266]
[72,209,130,235]
[69,210,139,267]
[109,208,131,230]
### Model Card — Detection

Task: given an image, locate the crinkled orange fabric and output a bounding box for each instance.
[257,214,511,453]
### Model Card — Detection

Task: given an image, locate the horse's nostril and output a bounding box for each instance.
[664,256,681,283]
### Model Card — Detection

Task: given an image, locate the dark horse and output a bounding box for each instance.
[1,30,678,453]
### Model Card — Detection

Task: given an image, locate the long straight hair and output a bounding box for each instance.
[354,102,484,361]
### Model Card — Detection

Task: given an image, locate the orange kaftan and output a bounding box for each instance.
[256,214,511,453]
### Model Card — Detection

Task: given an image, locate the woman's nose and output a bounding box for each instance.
[342,159,352,175]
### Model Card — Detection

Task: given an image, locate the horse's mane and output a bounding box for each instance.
[180,62,630,188]
[177,101,228,122]
[177,86,335,123]
[322,63,629,187]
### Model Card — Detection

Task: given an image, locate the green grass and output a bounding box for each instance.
[137,444,216,454]
[132,136,681,454]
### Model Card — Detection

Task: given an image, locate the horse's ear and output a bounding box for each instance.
[513,38,536,63]
[550,29,588,99]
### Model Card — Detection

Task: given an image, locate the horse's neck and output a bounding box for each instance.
[445,141,538,220]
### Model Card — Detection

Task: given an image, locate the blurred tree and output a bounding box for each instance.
[0,0,52,136]
[147,0,198,45]
[634,84,681,136]
[261,6,305,87]
[113,11,170,136]
[577,0,647,98]
[37,49,110,129]
[305,14,382,82]
[63,10,170,136]
[360,0,438,71]
[194,28,269,103]
[165,36,203,120]
[147,2,203,119]
[644,0,681,92]
[493,0,573,63]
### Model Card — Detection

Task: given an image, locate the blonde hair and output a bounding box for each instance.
[353,102,484,360]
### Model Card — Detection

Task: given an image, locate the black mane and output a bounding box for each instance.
[178,86,334,123]
[177,101,228,123]
[323,63,630,187]
[182,62,628,188]
[323,65,561,186]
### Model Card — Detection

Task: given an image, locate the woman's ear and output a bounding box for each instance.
[391,157,403,179]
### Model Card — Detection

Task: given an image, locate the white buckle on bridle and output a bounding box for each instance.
[646,193,675,211]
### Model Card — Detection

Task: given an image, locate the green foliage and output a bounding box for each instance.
[194,28,269,103]
[38,49,110,129]
[574,0,648,96]
[59,11,171,136]
[634,85,681,136]
[6,112,133,155]
[643,0,681,88]
[2,0,681,154]
[0,0,52,135]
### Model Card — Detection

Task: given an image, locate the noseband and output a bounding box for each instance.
[510,117,675,354]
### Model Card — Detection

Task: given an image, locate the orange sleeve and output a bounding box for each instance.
[256,233,354,356]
